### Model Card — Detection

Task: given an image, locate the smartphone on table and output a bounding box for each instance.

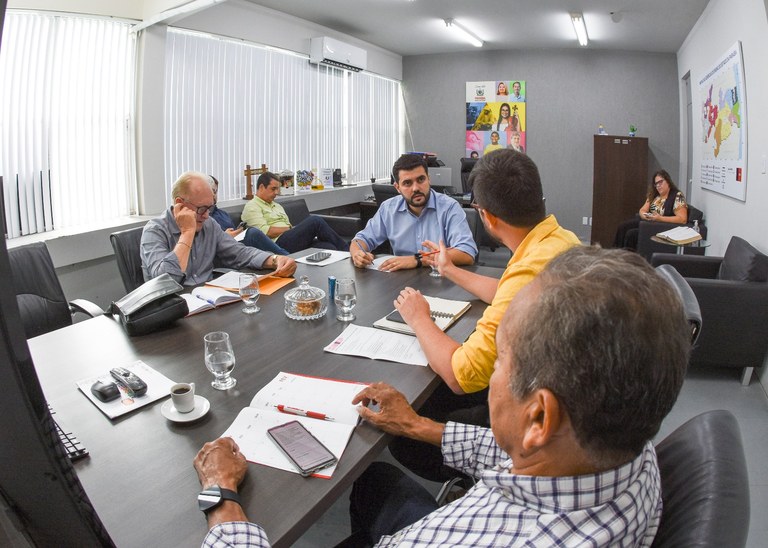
[236,221,247,230]
[267,420,338,477]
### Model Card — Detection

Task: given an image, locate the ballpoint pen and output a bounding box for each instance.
[276,404,335,421]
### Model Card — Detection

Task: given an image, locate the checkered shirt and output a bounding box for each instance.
[375,422,661,547]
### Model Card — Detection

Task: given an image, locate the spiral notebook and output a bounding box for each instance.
[373,295,471,336]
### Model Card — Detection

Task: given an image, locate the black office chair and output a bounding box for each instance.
[110,227,145,293]
[652,410,750,547]
[372,183,399,205]
[459,157,477,193]
[8,242,103,338]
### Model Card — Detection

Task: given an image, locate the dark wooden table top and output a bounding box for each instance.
[30,253,502,547]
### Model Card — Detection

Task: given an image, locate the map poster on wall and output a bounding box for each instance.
[699,41,747,201]
[466,81,526,159]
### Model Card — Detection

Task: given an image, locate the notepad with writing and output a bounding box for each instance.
[220,372,368,478]
[373,295,471,335]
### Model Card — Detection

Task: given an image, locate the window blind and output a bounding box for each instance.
[164,28,402,202]
[0,12,136,238]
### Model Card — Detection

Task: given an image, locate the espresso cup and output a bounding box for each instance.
[170,382,196,414]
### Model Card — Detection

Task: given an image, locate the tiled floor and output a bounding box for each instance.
[296,366,768,547]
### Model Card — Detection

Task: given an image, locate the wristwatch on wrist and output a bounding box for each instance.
[271,254,278,268]
[414,253,422,268]
[198,485,241,514]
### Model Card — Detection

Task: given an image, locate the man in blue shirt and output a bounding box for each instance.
[350,155,477,271]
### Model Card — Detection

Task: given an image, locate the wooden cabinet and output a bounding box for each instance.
[591,135,648,247]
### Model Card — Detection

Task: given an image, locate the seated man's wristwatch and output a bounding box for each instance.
[198,485,241,514]
[414,253,422,268]
[271,254,278,268]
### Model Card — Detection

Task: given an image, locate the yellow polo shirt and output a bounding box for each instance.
[241,196,291,241]
[451,215,580,393]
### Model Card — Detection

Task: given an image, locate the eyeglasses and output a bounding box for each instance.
[182,199,215,216]
[654,179,666,187]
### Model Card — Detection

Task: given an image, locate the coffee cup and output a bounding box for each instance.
[170,382,196,413]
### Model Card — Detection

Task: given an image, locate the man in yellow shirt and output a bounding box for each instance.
[392,149,580,481]
[241,172,347,253]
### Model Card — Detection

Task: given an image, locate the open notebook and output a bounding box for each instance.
[373,295,471,336]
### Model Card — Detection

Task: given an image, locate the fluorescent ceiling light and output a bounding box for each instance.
[444,18,484,48]
[570,12,589,46]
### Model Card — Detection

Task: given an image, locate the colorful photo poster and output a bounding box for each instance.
[466,81,527,157]
[698,42,747,201]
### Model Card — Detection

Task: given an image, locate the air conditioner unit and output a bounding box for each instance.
[309,36,367,72]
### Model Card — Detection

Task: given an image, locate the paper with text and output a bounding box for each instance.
[324,324,429,366]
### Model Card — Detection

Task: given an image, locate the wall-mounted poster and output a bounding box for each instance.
[466,80,526,159]
[698,42,747,201]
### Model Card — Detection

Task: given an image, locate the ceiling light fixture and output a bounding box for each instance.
[610,11,623,23]
[570,12,589,47]
[444,18,484,48]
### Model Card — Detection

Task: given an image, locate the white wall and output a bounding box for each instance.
[677,0,768,257]
[677,0,768,389]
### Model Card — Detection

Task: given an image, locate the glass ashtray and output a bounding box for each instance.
[284,276,328,320]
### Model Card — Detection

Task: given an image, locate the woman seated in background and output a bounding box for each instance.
[614,170,688,250]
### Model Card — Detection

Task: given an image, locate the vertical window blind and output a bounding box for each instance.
[0,12,135,239]
[164,28,402,202]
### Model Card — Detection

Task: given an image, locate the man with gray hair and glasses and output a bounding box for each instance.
[193,246,690,546]
[141,171,296,286]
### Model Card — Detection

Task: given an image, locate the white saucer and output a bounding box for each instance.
[161,395,210,423]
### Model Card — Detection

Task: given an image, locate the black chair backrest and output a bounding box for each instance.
[110,227,145,293]
[652,410,750,547]
[655,264,702,345]
[280,199,310,225]
[372,183,400,205]
[8,242,72,338]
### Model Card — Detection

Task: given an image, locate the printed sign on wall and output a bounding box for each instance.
[466,80,526,159]
[698,42,747,201]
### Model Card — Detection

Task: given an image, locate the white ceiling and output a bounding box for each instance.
[241,0,710,56]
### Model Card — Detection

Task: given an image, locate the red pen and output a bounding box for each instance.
[276,404,335,421]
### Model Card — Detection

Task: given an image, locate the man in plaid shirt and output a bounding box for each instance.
[195,246,690,547]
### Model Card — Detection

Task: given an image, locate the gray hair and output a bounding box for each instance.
[171,171,209,200]
[507,246,690,464]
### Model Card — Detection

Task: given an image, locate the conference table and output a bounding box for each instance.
[30,252,501,547]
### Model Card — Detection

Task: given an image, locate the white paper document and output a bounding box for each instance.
[365,255,395,271]
[76,360,175,419]
[220,372,368,478]
[324,324,429,366]
[295,249,351,266]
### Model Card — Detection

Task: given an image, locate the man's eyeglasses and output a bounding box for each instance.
[182,199,215,216]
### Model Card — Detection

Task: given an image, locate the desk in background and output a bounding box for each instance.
[30,255,500,547]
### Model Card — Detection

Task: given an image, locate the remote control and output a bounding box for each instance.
[306,251,331,263]
[110,367,148,397]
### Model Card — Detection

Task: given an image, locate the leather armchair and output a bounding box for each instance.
[651,236,768,384]
[8,242,103,338]
[637,204,706,262]
[110,226,145,293]
[652,410,750,547]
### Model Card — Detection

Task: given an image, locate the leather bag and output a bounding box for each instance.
[111,274,188,336]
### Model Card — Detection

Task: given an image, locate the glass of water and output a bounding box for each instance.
[204,331,237,390]
[239,273,260,314]
[334,278,357,321]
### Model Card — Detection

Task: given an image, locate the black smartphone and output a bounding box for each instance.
[305,251,331,263]
[267,420,337,477]
[236,221,247,230]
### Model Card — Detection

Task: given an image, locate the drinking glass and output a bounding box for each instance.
[428,263,441,278]
[204,331,237,390]
[239,273,260,314]
[334,278,357,321]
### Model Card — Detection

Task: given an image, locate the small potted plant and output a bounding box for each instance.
[629,125,638,137]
